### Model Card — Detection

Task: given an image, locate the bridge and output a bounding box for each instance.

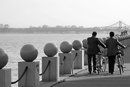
[100,21,130,30]
[97,21,130,35]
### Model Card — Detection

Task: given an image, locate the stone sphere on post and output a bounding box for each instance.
[72,40,82,50]
[20,44,38,62]
[0,48,8,69]
[44,43,58,57]
[60,41,72,53]
[82,39,87,49]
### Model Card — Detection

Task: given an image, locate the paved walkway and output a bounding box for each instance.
[55,76,130,87]
[39,63,130,87]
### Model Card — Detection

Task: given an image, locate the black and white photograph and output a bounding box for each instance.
[0,0,130,87]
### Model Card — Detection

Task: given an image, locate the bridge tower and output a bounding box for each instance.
[119,21,123,30]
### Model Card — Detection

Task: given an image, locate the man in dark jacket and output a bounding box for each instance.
[87,31,106,74]
[106,31,126,74]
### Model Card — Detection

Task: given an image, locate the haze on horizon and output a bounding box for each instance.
[0,0,130,28]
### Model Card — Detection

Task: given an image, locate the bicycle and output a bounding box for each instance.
[96,52,107,74]
[116,49,125,75]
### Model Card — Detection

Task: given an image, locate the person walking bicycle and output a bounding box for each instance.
[105,31,126,74]
[86,31,106,74]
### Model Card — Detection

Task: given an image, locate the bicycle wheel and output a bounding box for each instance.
[121,65,124,73]
[117,60,123,74]
[117,55,123,74]
[121,57,125,73]
[118,65,122,74]
[97,66,100,74]
[96,54,102,74]
[102,63,107,72]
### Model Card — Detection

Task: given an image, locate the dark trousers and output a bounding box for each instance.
[108,55,116,73]
[87,54,96,73]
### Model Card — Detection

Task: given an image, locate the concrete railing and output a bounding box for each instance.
[0,34,130,87]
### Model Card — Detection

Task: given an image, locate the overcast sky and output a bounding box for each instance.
[0,0,130,28]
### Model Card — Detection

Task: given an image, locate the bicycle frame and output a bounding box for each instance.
[96,54,102,74]
[116,53,124,74]
[96,53,107,74]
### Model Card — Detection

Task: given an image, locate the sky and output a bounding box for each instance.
[0,0,130,28]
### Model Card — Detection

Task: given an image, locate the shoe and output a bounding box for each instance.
[111,72,113,74]
[109,72,113,75]
[93,70,96,73]
[106,73,111,75]
[89,71,91,74]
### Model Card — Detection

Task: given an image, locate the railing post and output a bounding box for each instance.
[18,44,39,87]
[59,53,73,75]
[42,57,59,82]
[18,62,39,87]
[72,40,84,69]
[71,50,84,69]
[0,69,11,87]
[0,48,10,87]
[83,49,88,65]
[42,43,59,82]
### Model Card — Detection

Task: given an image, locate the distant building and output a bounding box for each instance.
[4,24,9,28]
[0,24,9,28]
[0,24,4,28]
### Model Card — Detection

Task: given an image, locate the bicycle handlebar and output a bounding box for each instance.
[117,46,126,55]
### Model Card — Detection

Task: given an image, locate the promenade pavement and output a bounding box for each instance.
[39,63,130,87]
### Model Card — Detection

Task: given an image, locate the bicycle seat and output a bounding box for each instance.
[117,51,122,54]
[97,52,102,55]
[117,49,124,56]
